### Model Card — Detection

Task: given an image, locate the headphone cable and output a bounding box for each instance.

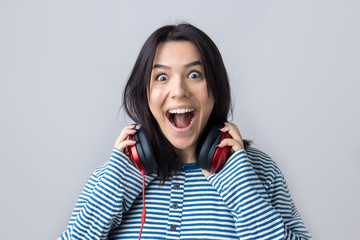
[138,169,146,240]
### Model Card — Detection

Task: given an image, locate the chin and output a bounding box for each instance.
[167,134,197,150]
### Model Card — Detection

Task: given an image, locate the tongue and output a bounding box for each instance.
[173,113,193,128]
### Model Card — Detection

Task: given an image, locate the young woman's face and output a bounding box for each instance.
[148,41,214,159]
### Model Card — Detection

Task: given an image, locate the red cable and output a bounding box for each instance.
[138,170,146,240]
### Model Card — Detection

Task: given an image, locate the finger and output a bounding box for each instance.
[114,129,137,148]
[201,169,213,178]
[115,139,137,152]
[220,122,243,143]
[220,122,240,135]
[217,138,244,152]
[114,125,137,148]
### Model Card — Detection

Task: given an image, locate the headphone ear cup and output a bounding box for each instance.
[209,132,231,173]
[197,124,231,173]
[127,127,158,174]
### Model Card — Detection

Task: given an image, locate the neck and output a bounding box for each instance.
[175,145,197,163]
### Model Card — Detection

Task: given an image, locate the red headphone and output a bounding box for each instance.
[127,124,231,174]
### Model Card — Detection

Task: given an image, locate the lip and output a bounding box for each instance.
[165,105,197,133]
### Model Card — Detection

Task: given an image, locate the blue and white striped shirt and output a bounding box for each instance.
[58,147,311,239]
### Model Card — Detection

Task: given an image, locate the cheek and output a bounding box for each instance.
[148,87,164,116]
[197,85,214,110]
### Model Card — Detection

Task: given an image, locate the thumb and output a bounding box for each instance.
[201,169,213,178]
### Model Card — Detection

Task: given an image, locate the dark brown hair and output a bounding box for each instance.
[123,23,250,181]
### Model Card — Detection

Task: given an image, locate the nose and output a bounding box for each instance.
[170,75,190,99]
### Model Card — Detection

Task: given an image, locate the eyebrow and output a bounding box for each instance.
[152,60,202,70]
[184,60,202,69]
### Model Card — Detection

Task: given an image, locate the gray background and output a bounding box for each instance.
[1,0,359,239]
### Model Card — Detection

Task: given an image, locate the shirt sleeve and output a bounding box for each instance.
[267,173,312,239]
[57,148,156,240]
[207,149,312,240]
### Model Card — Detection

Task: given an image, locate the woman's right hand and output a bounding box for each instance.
[114,124,138,154]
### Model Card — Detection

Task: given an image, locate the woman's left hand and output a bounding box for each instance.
[202,122,244,178]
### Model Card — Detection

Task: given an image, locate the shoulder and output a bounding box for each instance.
[245,147,282,189]
[91,148,128,180]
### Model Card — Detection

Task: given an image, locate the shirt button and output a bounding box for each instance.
[172,203,178,209]
[174,183,180,189]
[170,224,176,231]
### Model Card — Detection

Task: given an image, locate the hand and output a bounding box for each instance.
[202,169,213,178]
[218,122,244,153]
[114,124,138,155]
[202,122,244,178]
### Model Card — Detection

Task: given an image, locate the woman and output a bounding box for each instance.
[58,23,311,239]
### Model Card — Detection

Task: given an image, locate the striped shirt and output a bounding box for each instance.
[58,147,311,239]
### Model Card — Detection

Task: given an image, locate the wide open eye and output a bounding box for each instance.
[188,71,202,79]
[155,73,168,81]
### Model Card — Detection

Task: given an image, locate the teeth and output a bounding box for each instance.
[169,108,194,114]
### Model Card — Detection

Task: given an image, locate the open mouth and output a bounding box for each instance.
[166,108,195,128]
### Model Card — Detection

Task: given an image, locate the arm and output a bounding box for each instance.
[267,172,312,239]
[205,123,311,239]
[58,148,156,240]
[207,149,285,239]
